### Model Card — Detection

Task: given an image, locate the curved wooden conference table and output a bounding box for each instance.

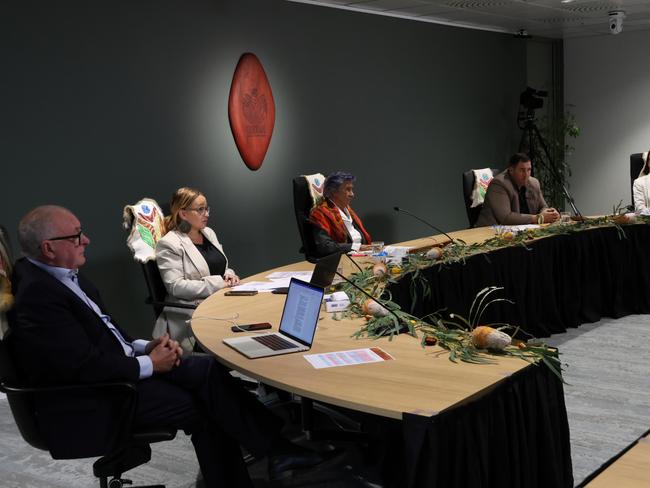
[191,227,528,420]
[192,226,574,487]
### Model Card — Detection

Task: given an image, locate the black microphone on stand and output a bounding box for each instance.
[334,269,408,335]
[393,207,457,245]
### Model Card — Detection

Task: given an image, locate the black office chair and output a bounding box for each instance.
[462,168,499,228]
[140,259,196,321]
[0,222,176,488]
[630,153,646,210]
[293,176,321,263]
[0,330,177,488]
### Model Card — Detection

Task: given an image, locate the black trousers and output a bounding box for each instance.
[134,355,282,487]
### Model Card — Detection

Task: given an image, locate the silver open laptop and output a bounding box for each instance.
[223,278,324,359]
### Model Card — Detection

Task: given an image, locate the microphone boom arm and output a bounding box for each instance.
[335,270,410,337]
[394,207,456,244]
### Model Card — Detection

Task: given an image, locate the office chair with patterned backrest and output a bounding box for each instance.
[122,199,196,320]
[293,173,326,262]
[0,224,177,488]
[462,167,500,228]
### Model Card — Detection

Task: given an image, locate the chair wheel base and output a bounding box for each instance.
[101,477,165,488]
[108,478,132,488]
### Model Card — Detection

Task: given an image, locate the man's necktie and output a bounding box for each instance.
[519,186,530,214]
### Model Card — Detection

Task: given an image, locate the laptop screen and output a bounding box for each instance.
[279,278,324,346]
[310,252,341,288]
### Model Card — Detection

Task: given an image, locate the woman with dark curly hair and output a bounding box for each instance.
[309,171,372,257]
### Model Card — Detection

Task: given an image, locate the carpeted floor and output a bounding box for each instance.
[546,314,650,485]
[0,391,380,488]
[1,314,649,487]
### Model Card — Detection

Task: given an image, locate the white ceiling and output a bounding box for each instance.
[288,0,650,38]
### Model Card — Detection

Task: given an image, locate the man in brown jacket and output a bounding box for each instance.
[475,153,560,227]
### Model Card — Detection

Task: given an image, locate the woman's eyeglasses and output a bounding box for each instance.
[187,206,210,216]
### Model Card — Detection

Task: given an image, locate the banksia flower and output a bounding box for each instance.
[362,299,389,317]
[372,262,387,278]
[471,326,511,350]
[426,247,443,259]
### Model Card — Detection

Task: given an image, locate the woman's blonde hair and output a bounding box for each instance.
[164,187,203,233]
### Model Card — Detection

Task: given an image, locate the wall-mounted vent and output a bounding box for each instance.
[562,3,619,14]
[533,16,586,24]
[444,1,510,9]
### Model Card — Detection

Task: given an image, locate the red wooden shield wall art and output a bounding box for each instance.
[228,53,275,171]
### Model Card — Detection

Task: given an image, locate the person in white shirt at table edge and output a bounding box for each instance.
[633,151,650,213]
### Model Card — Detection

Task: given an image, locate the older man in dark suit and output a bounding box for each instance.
[7,205,324,487]
[476,153,560,227]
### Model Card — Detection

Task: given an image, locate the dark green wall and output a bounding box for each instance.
[1,0,526,337]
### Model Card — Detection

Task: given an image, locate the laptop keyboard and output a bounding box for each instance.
[252,334,298,351]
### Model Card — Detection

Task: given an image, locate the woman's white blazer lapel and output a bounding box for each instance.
[176,232,211,278]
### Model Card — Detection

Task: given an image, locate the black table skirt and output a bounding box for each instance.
[391,224,650,338]
[400,364,573,488]
[371,225,650,487]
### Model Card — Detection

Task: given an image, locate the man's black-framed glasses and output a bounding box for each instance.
[47,229,84,246]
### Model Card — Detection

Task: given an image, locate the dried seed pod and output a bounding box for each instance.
[424,336,437,346]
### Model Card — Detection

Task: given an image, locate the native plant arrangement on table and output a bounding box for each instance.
[333,209,650,381]
[336,265,565,381]
[332,263,418,339]
[396,207,650,271]
[416,287,563,382]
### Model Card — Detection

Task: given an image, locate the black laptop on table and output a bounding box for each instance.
[271,252,341,294]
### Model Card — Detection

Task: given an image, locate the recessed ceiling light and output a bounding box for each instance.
[560,0,575,3]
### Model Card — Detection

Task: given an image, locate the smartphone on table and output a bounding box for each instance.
[224,290,258,296]
[231,322,272,333]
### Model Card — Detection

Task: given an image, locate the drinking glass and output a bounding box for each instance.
[372,241,384,254]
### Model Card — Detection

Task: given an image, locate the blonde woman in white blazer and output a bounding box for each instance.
[633,152,650,212]
[154,187,240,353]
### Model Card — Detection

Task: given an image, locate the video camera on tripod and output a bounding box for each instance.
[516,86,583,219]
[517,87,548,126]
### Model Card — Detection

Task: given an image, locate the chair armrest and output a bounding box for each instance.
[0,379,140,457]
[0,380,137,396]
[145,298,197,310]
